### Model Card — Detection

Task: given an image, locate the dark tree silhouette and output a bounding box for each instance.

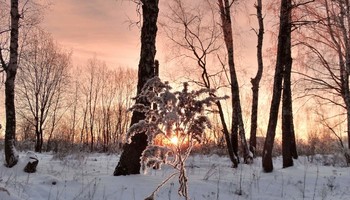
[114,0,159,176]
[17,31,70,153]
[249,0,264,157]
[0,0,20,167]
[262,0,298,172]
[218,0,252,164]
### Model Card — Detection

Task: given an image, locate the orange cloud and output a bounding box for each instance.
[41,0,142,68]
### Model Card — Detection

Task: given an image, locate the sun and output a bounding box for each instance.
[170,136,179,145]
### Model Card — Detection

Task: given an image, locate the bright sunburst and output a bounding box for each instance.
[170,136,179,145]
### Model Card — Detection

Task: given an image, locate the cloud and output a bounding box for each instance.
[41,0,141,67]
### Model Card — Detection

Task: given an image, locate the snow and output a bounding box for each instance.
[0,152,349,200]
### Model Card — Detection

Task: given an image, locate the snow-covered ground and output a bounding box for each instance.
[0,152,349,200]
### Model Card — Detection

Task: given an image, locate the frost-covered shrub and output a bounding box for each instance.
[126,77,226,199]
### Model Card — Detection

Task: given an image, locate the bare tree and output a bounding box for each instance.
[16,30,70,152]
[161,0,240,166]
[217,0,253,163]
[262,0,300,172]
[249,0,264,157]
[110,68,136,150]
[100,67,117,152]
[114,0,159,175]
[294,0,350,160]
[0,0,20,167]
[98,67,136,152]
[68,75,80,146]
[55,64,136,152]
[80,58,104,152]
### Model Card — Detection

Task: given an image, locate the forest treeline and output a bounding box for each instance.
[0,0,350,176]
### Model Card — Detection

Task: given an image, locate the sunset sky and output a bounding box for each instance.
[41,0,143,68]
[3,0,316,139]
[40,0,262,76]
[30,0,282,136]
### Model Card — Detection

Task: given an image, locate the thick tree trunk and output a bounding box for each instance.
[347,110,350,149]
[250,0,264,157]
[281,0,298,167]
[4,0,20,168]
[35,129,41,152]
[114,0,159,176]
[218,0,252,163]
[262,0,291,173]
[341,8,350,149]
[282,53,297,168]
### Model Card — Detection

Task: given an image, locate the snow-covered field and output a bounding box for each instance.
[0,152,349,200]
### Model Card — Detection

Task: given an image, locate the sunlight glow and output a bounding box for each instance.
[170,136,179,145]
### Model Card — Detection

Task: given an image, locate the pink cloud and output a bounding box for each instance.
[41,0,142,68]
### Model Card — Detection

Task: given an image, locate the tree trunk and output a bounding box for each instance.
[282,49,297,168]
[218,0,252,163]
[281,0,298,168]
[90,127,94,152]
[340,4,350,150]
[216,101,238,167]
[262,0,291,172]
[347,109,350,149]
[250,0,264,157]
[35,129,41,152]
[4,0,20,168]
[114,0,159,176]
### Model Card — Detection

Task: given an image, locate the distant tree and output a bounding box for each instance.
[114,0,159,175]
[294,0,350,162]
[99,67,116,152]
[58,64,136,152]
[249,0,264,157]
[80,58,103,152]
[113,69,137,149]
[217,0,253,164]
[16,30,70,153]
[98,67,136,152]
[262,0,298,172]
[0,0,20,167]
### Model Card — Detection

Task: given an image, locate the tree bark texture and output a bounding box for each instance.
[4,0,20,168]
[282,41,297,168]
[262,0,297,172]
[339,2,350,150]
[218,0,252,163]
[35,129,43,153]
[114,0,159,176]
[249,0,264,157]
[281,0,298,168]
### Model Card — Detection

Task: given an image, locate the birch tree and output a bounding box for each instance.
[295,0,350,162]
[0,0,20,167]
[217,0,253,163]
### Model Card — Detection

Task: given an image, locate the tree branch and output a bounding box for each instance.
[0,47,7,71]
[292,0,315,9]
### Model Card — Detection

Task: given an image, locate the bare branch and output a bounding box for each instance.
[0,47,7,70]
[292,0,315,9]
